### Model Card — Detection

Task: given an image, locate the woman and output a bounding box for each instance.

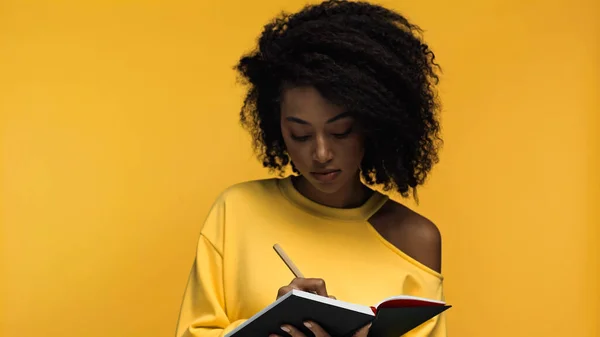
[176,1,446,337]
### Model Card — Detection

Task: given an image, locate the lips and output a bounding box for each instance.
[310,169,341,183]
[313,169,339,175]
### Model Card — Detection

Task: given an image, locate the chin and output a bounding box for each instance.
[312,182,343,194]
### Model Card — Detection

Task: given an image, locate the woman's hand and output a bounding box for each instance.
[276,277,336,299]
[274,278,370,337]
[272,321,371,337]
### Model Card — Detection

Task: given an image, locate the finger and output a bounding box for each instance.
[303,278,328,297]
[276,285,296,299]
[328,295,337,300]
[303,321,331,337]
[290,277,329,297]
[280,324,307,337]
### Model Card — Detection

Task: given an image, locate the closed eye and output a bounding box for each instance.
[332,127,353,139]
[291,134,310,142]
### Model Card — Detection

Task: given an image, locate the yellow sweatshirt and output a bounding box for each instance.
[176,177,447,337]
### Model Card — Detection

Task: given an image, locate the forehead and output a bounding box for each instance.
[280,86,347,121]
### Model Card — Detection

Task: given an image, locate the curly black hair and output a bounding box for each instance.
[235,0,442,199]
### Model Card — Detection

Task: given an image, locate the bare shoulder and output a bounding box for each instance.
[368,199,442,273]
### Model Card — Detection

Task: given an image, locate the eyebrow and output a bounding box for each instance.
[285,111,351,125]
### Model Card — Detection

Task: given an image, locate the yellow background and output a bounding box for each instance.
[1,0,598,336]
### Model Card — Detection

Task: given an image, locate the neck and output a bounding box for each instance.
[292,173,373,209]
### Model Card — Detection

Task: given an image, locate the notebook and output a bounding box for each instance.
[224,289,450,337]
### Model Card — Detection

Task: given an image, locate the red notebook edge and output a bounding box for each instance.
[370,298,448,314]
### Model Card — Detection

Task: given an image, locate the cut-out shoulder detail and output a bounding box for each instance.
[368,200,442,273]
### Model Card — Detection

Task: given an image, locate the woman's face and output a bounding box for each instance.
[280,85,365,194]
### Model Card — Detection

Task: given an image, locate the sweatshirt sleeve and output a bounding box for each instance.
[175,197,246,337]
[404,276,447,337]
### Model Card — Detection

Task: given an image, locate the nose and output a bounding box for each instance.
[312,134,333,163]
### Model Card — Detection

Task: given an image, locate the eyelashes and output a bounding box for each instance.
[333,127,353,138]
[291,134,310,142]
[291,127,353,142]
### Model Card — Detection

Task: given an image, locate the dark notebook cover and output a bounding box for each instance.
[367,306,450,337]
[225,290,450,337]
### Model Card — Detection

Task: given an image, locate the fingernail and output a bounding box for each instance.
[281,326,291,333]
[304,321,312,328]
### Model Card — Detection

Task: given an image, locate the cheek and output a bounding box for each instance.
[343,129,365,152]
[281,136,308,166]
[345,138,365,164]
